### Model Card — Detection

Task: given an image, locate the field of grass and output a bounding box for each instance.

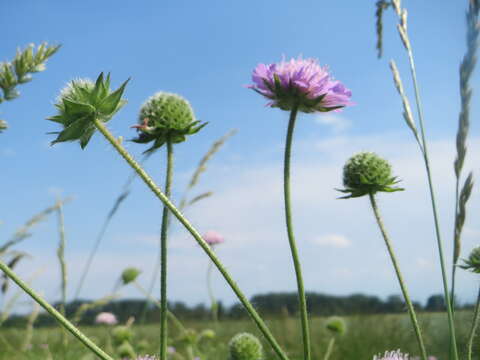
[0,311,475,359]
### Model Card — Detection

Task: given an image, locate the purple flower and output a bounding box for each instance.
[373,350,410,360]
[133,357,158,360]
[203,230,225,246]
[94,312,118,325]
[249,56,352,113]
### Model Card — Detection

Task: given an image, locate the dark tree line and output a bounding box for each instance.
[1,292,473,328]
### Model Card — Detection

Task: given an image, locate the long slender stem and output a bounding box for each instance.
[451,179,460,311]
[368,193,428,360]
[93,119,290,360]
[160,139,173,359]
[56,199,68,347]
[405,47,459,359]
[206,260,218,323]
[283,104,311,360]
[467,285,480,360]
[323,338,335,360]
[0,261,113,360]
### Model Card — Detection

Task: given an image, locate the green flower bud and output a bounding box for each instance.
[337,152,404,199]
[116,341,136,359]
[132,92,207,153]
[199,329,216,340]
[325,316,346,336]
[0,120,8,133]
[136,339,149,353]
[121,267,141,285]
[460,246,480,273]
[47,72,129,148]
[228,332,263,360]
[112,325,134,345]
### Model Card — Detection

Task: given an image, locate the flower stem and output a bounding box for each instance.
[93,118,290,360]
[405,47,459,360]
[283,104,311,360]
[368,193,428,360]
[323,338,335,360]
[467,285,480,360]
[0,261,113,360]
[207,259,218,323]
[160,139,173,360]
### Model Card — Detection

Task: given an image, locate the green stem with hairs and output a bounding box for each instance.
[467,285,480,360]
[405,46,459,359]
[368,193,428,360]
[0,261,113,360]
[93,118,290,360]
[160,139,173,359]
[283,104,311,360]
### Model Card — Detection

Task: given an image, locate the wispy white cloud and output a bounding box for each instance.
[311,234,351,248]
[315,114,350,133]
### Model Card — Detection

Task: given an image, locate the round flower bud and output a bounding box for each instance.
[338,152,404,199]
[132,92,207,153]
[325,316,346,336]
[121,267,141,285]
[47,73,128,148]
[228,332,263,360]
[112,325,134,345]
[460,246,480,273]
[116,341,136,359]
[199,329,216,340]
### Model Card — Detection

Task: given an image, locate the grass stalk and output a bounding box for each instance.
[467,285,480,360]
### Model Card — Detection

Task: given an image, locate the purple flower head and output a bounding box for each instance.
[203,230,225,246]
[94,312,118,326]
[373,350,410,360]
[133,356,158,360]
[249,56,352,113]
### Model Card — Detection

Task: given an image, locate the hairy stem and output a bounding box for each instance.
[323,338,335,360]
[284,104,311,360]
[0,261,113,360]
[467,285,480,360]
[369,193,428,360]
[93,118,290,360]
[160,139,173,359]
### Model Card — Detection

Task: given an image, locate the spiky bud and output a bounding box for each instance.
[112,325,133,345]
[337,152,404,199]
[228,332,263,360]
[121,267,141,285]
[47,73,128,148]
[132,92,207,153]
[460,246,480,273]
[325,316,346,336]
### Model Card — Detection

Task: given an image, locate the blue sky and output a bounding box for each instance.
[1,0,479,311]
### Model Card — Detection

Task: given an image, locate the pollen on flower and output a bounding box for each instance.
[248,56,352,113]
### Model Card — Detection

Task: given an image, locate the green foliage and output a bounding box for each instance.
[132,92,207,153]
[112,325,134,345]
[325,317,346,336]
[337,152,404,199]
[47,73,129,148]
[228,332,263,360]
[116,341,136,358]
[0,43,60,104]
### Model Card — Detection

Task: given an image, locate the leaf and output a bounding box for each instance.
[63,98,95,118]
[97,78,130,115]
[51,116,91,144]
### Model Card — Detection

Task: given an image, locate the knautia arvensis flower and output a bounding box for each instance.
[203,230,225,247]
[228,332,263,360]
[94,312,118,326]
[47,73,128,148]
[132,92,207,153]
[338,152,404,198]
[248,56,352,113]
[460,246,480,273]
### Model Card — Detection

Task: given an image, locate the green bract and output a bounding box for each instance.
[132,92,207,153]
[47,73,129,148]
[121,267,141,285]
[460,246,480,273]
[337,152,404,199]
[228,332,263,360]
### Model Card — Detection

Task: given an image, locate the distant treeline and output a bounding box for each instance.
[1,292,473,328]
